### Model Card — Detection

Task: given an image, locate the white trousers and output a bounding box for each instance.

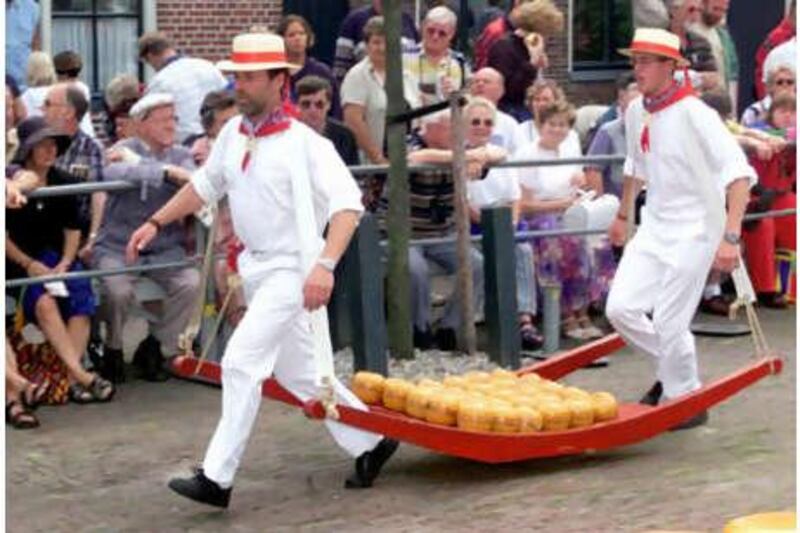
[202,268,382,488]
[605,221,717,400]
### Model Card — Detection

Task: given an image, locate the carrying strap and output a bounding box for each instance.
[178,206,219,355]
[285,124,339,420]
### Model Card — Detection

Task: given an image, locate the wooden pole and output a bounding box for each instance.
[449,92,477,355]
[384,0,414,358]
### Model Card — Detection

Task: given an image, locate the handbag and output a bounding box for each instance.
[9,290,71,405]
[562,190,621,231]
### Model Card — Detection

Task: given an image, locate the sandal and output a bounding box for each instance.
[22,380,50,410]
[70,375,115,404]
[577,317,604,339]
[519,323,544,350]
[6,400,39,429]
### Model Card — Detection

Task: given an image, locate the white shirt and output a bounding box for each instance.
[191,117,364,278]
[515,120,582,157]
[467,157,520,209]
[146,56,228,142]
[624,95,756,229]
[490,110,524,156]
[22,82,97,138]
[514,142,581,201]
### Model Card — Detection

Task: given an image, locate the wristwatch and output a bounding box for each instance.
[317,257,337,272]
[723,232,741,245]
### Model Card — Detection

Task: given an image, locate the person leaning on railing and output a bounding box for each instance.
[5,116,115,404]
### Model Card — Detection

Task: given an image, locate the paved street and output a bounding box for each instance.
[7,308,795,532]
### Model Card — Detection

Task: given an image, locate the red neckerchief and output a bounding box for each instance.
[640,77,695,153]
[238,101,295,171]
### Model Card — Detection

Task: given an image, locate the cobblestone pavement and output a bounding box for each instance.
[7,308,795,532]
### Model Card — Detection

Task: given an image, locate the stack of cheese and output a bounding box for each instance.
[350,369,618,433]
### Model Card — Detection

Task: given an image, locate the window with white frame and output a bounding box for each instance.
[571,0,633,77]
[52,0,142,95]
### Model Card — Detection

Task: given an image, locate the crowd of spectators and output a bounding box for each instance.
[4,0,796,428]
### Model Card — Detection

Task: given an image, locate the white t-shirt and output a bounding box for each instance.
[490,110,524,156]
[624,95,756,229]
[514,142,581,201]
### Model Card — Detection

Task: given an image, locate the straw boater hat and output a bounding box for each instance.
[216,32,301,73]
[619,28,690,68]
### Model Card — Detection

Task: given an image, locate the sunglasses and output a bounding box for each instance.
[425,27,449,38]
[298,100,327,110]
[470,118,493,127]
[775,79,795,86]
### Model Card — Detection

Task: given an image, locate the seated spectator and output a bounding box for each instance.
[584,77,640,198]
[516,102,607,340]
[690,0,739,114]
[42,83,104,254]
[741,94,796,309]
[6,74,28,125]
[667,0,720,91]
[20,51,56,120]
[296,75,359,166]
[461,98,543,350]
[103,74,141,146]
[469,67,524,154]
[403,6,470,107]
[341,16,420,164]
[138,31,228,143]
[190,89,244,327]
[93,94,200,382]
[754,1,795,100]
[487,0,564,121]
[377,111,485,350]
[333,0,419,83]
[584,72,636,150]
[278,14,342,120]
[741,64,795,128]
[52,50,96,138]
[6,84,21,164]
[6,338,49,429]
[189,90,237,167]
[5,116,114,403]
[516,79,581,156]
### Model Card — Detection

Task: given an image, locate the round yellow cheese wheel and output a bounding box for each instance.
[591,392,619,422]
[425,390,462,426]
[405,386,436,419]
[561,386,592,401]
[518,406,544,432]
[491,368,517,380]
[417,378,442,389]
[566,398,595,428]
[442,375,469,390]
[492,404,522,433]
[382,378,413,412]
[538,401,571,431]
[351,371,386,405]
[518,373,542,385]
[463,371,491,384]
[457,398,494,432]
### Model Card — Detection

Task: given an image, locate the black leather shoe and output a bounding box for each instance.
[100,348,126,384]
[133,335,170,382]
[757,292,789,309]
[413,327,433,350]
[670,410,709,431]
[168,468,231,508]
[434,328,457,351]
[639,381,663,406]
[345,438,399,489]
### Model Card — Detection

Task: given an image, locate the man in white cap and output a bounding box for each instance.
[126,32,396,508]
[605,28,755,429]
[94,93,200,383]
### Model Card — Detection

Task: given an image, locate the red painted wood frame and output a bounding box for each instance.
[171,334,783,463]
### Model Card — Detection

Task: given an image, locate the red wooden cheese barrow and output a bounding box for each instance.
[171,334,782,463]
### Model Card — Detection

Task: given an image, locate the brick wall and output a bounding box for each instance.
[157,0,284,62]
